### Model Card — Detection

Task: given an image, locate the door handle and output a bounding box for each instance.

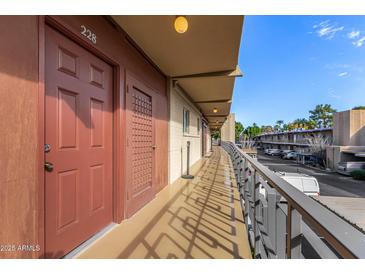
[44,162,54,172]
[151,145,156,149]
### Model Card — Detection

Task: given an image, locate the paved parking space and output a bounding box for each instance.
[257,151,365,232]
[257,151,365,198]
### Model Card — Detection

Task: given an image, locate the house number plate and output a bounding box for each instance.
[81,25,97,44]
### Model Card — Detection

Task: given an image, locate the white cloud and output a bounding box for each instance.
[313,20,344,40]
[338,72,349,77]
[352,36,365,47]
[347,30,360,39]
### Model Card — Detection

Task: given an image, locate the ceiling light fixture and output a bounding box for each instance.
[174,16,188,34]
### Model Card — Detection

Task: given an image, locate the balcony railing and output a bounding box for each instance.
[221,141,365,259]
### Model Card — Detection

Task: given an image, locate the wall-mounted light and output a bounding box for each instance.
[213,108,218,113]
[174,16,188,34]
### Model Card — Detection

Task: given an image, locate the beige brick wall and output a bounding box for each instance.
[169,85,202,184]
[221,113,236,143]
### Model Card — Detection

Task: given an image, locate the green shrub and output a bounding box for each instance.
[350,169,365,180]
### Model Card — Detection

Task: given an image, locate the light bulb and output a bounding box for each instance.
[174,16,188,34]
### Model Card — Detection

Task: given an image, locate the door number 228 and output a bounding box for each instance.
[81,25,97,44]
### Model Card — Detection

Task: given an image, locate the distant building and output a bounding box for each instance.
[326,109,365,169]
[221,113,236,143]
[254,128,333,153]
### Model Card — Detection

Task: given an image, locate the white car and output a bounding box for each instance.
[260,172,320,199]
[283,151,298,160]
[267,148,281,156]
[278,172,320,197]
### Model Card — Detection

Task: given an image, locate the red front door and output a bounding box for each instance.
[125,75,155,217]
[45,26,113,258]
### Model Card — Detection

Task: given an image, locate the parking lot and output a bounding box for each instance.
[257,150,365,198]
[257,150,365,231]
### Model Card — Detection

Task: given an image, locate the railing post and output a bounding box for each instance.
[241,158,252,246]
[253,170,261,258]
[267,190,277,257]
[286,204,302,259]
[276,205,286,258]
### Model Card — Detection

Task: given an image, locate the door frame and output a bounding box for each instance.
[37,15,125,258]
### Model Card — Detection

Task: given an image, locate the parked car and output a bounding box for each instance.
[277,172,320,197]
[279,150,294,158]
[336,162,365,176]
[283,151,297,160]
[259,172,320,199]
[296,153,321,167]
[267,148,281,156]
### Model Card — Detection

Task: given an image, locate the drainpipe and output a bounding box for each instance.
[182,141,194,179]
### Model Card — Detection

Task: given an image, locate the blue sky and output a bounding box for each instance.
[232,16,365,127]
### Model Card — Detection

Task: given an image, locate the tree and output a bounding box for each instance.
[212,130,220,140]
[306,119,317,129]
[275,120,284,131]
[261,125,273,133]
[306,134,332,168]
[309,104,336,128]
[282,123,289,131]
[353,106,365,110]
[244,123,262,138]
[235,121,244,142]
[292,118,309,129]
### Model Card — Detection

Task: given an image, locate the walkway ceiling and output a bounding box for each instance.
[112,15,244,130]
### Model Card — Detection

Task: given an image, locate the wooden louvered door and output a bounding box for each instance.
[45,26,113,258]
[125,75,156,217]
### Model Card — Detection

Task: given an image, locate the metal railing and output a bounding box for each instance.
[221,141,365,259]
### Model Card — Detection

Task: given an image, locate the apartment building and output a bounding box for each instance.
[0,15,243,258]
[255,128,333,153]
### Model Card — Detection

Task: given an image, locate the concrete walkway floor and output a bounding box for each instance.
[77,146,251,259]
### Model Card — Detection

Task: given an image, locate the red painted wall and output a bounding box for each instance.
[0,15,168,258]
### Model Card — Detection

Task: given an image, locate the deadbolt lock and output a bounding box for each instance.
[44,144,51,153]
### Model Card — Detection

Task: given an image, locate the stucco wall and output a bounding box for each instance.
[221,113,235,143]
[169,85,202,184]
[333,109,365,146]
[0,16,40,259]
